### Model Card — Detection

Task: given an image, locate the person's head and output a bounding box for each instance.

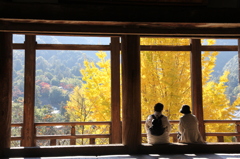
[180,105,191,114]
[154,103,164,112]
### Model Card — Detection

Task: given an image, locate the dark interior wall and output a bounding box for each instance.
[208,0,240,8]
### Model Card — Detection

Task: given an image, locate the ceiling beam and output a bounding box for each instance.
[1,1,240,23]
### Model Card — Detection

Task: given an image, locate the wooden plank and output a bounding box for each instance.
[22,35,36,147]
[0,32,12,157]
[190,39,205,140]
[121,35,141,153]
[110,37,122,144]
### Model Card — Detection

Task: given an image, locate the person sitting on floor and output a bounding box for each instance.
[145,103,171,144]
[178,104,205,143]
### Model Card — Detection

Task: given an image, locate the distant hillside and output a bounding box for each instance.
[210,39,238,78]
[13,34,111,61]
[221,55,239,103]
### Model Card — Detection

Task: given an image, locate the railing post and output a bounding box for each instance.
[236,121,240,142]
[34,125,37,146]
[90,138,95,144]
[217,136,224,142]
[172,134,178,143]
[50,139,57,146]
[70,125,76,145]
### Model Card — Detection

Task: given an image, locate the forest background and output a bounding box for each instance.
[11,35,240,146]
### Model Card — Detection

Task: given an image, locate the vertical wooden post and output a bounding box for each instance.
[0,32,12,157]
[110,37,122,143]
[238,39,240,84]
[50,139,57,146]
[235,121,240,142]
[190,39,205,140]
[22,35,36,147]
[121,35,141,153]
[217,136,224,142]
[89,138,95,144]
[70,125,76,145]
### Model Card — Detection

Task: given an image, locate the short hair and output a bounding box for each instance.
[154,103,164,112]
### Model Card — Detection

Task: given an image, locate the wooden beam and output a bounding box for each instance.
[190,39,205,140]
[121,35,141,153]
[2,20,240,37]
[22,35,36,147]
[0,32,12,157]
[110,37,122,144]
[13,43,239,51]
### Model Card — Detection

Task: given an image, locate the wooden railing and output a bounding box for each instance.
[10,120,240,146]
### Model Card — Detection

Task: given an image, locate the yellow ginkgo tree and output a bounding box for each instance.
[66,38,240,144]
[66,51,111,144]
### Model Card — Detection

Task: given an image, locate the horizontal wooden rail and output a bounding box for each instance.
[204,120,240,123]
[201,45,238,51]
[11,120,240,146]
[205,133,240,136]
[35,134,110,140]
[13,43,238,51]
[140,45,191,51]
[13,43,112,51]
[34,121,111,126]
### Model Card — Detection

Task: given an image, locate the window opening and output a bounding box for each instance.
[202,39,240,142]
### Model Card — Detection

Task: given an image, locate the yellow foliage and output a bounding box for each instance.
[66,38,239,143]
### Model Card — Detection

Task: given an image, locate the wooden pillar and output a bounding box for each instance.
[0,32,13,157]
[22,35,36,147]
[190,39,205,140]
[238,39,240,84]
[121,35,141,153]
[110,37,122,143]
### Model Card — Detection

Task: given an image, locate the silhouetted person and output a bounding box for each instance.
[145,103,171,144]
[178,105,205,143]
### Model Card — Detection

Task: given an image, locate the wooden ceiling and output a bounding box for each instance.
[1,0,240,37]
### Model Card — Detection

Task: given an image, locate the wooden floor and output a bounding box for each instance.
[3,154,240,159]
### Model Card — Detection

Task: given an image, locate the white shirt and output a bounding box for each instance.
[145,112,171,144]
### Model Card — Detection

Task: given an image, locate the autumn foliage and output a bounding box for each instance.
[66,38,240,143]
